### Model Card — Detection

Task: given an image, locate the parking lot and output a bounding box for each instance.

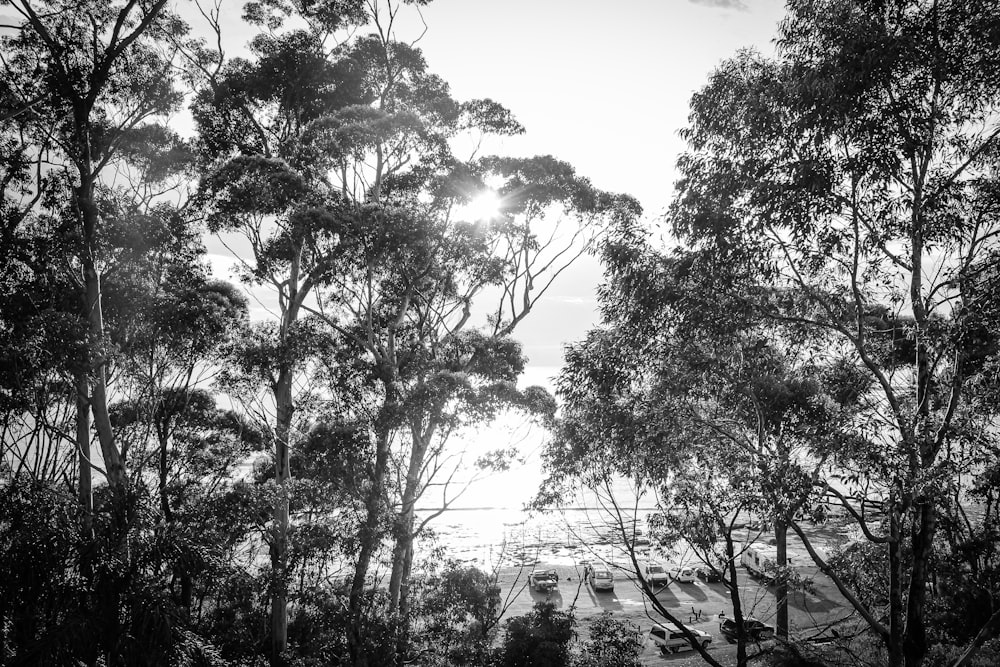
[495,561,854,662]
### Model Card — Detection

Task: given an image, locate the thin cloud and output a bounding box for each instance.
[689,0,748,10]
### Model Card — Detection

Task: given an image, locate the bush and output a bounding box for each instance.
[572,612,642,667]
[410,562,502,665]
[498,602,575,667]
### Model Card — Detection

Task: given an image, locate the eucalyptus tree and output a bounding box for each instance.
[541,224,858,664]
[187,2,530,659]
[671,2,1000,664]
[315,154,633,665]
[108,276,248,524]
[191,5,639,665]
[0,0,185,503]
[191,23,366,658]
[0,57,65,464]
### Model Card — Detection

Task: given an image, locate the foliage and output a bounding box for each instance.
[409,561,502,665]
[572,612,642,667]
[497,601,576,667]
[665,1,1000,665]
[0,478,238,666]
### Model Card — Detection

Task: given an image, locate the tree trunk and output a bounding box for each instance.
[394,541,415,666]
[349,413,394,667]
[388,429,430,611]
[724,531,749,667]
[181,573,193,613]
[888,501,905,667]
[271,368,294,665]
[388,512,412,611]
[76,182,126,493]
[775,518,789,639]
[903,501,936,667]
[75,370,99,667]
[388,428,428,665]
[76,371,93,540]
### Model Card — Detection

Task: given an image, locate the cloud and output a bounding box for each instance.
[688,0,748,10]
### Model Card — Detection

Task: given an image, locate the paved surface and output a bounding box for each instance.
[494,561,856,664]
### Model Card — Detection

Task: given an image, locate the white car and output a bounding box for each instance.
[644,563,670,586]
[672,566,696,583]
[589,567,614,591]
[648,623,713,654]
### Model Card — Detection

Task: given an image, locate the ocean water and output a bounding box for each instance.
[408,407,694,570]
[414,505,669,569]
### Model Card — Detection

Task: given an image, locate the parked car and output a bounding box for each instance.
[696,566,722,583]
[672,565,696,583]
[648,623,713,654]
[719,617,775,643]
[644,563,670,587]
[529,568,559,592]
[588,567,614,591]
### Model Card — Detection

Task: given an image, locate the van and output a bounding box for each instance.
[740,545,790,581]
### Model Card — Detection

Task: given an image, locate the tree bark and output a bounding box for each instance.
[903,501,936,667]
[388,427,430,611]
[349,396,396,667]
[394,541,415,666]
[388,425,432,665]
[723,531,749,667]
[888,501,905,667]
[271,367,294,665]
[76,180,126,494]
[76,371,93,540]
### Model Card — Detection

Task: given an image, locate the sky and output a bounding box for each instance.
[201,0,790,387]
[369,0,791,508]
[403,0,789,379]
[0,0,791,507]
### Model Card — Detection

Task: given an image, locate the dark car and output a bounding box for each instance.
[529,569,559,592]
[696,566,722,583]
[719,617,775,643]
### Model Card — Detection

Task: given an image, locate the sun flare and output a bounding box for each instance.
[460,190,502,221]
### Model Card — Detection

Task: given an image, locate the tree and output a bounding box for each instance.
[498,601,576,667]
[302,151,631,665]
[112,278,247,513]
[1,0,188,508]
[670,2,1000,665]
[189,11,369,658]
[538,214,873,663]
[190,4,639,664]
[573,612,643,667]
[408,560,503,665]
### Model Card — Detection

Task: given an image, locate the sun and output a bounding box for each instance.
[460,190,502,221]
